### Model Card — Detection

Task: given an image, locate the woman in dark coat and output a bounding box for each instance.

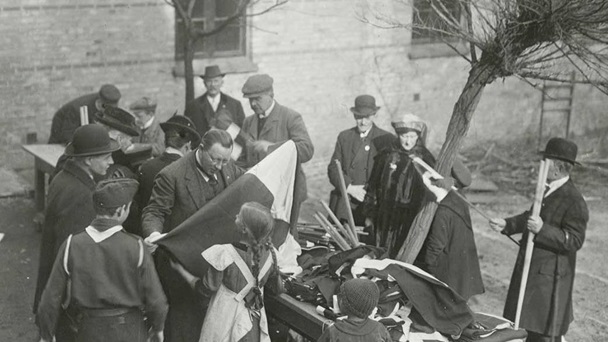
[364,114,435,258]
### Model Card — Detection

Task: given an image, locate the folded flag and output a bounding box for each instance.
[157,140,302,278]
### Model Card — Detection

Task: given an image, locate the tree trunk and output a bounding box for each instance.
[396,56,499,263]
[183,33,195,105]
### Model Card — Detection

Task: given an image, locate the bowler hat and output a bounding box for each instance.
[93,178,139,209]
[129,97,157,112]
[540,137,580,165]
[160,114,200,142]
[242,74,273,98]
[201,65,225,79]
[98,84,121,105]
[96,106,140,137]
[350,95,380,117]
[65,124,120,157]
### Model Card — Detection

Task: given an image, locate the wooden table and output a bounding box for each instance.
[22,144,64,211]
[265,293,330,340]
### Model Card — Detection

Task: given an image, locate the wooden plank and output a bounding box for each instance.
[265,293,329,340]
[22,144,64,169]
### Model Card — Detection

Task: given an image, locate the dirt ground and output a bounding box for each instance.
[1,158,607,341]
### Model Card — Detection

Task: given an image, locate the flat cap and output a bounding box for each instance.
[99,84,121,105]
[129,96,157,112]
[93,178,139,208]
[242,74,273,98]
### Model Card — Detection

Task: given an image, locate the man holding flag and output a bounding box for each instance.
[490,137,588,342]
[142,129,244,342]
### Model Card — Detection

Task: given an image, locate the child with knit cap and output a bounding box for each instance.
[317,278,391,342]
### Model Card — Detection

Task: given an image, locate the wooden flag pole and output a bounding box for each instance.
[514,159,551,329]
[333,159,357,238]
[320,200,357,247]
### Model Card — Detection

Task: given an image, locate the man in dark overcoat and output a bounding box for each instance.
[49,84,121,144]
[137,115,200,211]
[34,124,119,341]
[184,65,245,144]
[141,129,244,342]
[130,96,165,157]
[240,74,314,238]
[415,161,484,301]
[490,137,589,342]
[327,94,392,232]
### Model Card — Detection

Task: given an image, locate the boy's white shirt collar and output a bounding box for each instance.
[86,225,123,243]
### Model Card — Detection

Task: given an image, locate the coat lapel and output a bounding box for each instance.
[183,153,205,209]
[258,103,280,138]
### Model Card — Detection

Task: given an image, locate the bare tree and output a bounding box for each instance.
[166,0,288,104]
[361,0,608,263]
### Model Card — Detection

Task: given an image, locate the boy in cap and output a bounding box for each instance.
[37,178,168,342]
[317,278,391,342]
[130,97,165,157]
[49,84,121,144]
[415,161,485,301]
[490,137,588,342]
[327,95,392,238]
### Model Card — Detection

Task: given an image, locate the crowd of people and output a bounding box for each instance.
[33,65,589,342]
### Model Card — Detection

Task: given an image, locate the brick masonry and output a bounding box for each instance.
[1,0,606,199]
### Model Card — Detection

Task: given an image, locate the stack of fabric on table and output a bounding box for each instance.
[286,245,527,342]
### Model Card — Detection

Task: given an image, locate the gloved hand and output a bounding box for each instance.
[346,184,366,202]
[421,172,449,202]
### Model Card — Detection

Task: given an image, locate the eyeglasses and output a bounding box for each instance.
[204,150,230,167]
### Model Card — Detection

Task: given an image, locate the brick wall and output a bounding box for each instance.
[1,0,605,200]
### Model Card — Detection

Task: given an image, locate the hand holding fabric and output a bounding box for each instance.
[347,184,366,202]
[251,140,273,154]
[489,218,506,232]
[143,231,161,254]
[214,109,233,130]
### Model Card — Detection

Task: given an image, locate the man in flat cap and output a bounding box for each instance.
[49,84,121,144]
[184,65,246,160]
[130,96,165,157]
[241,74,314,237]
[327,95,392,237]
[37,178,167,342]
[490,137,588,342]
[34,124,119,341]
[142,129,244,342]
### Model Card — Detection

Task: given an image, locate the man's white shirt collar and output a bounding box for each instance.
[259,100,276,119]
[143,116,155,130]
[545,176,569,197]
[359,128,371,138]
[207,94,220,112]
[86,225,123,243]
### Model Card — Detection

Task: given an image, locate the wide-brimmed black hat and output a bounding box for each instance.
[65,124,120,157]
[540,137,580,165]
[96,106,140,137]
[350,95,380,117]
[200,65,225,79]
[160,114,200,142]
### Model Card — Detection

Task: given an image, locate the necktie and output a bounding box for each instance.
[195,156,218,186]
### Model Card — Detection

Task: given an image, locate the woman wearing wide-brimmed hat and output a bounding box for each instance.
[363,113,435,258]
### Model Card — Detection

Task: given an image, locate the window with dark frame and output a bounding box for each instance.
[175,0,246,60]
[411,0,462,45]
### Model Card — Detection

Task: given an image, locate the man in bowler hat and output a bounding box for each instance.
[37,178,167,342]
[34,124,119,342]
[240,74,314,240]
[184,65,246,153]
[327,95,392,233]
[490,137,589,342]
[49,84,121,144]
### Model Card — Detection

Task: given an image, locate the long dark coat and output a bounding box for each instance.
[502,179,588,336]
[364,139,435,258]
[137,152,181,209]
[184,92,245,141]
[241,101,314,237]
[416,191,484,300]
[327,124,392,224]
[48,93,99,144]
[34,159,96,312]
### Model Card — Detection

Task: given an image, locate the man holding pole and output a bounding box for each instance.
[490,137,588,342]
